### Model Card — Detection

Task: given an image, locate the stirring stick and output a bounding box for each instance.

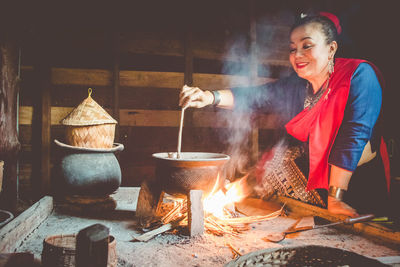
[177,107,186,159]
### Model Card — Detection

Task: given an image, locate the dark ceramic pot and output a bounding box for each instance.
[54,140,124,196]
[152,152,230,197]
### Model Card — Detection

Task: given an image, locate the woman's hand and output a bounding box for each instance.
[179,85,214,109]
[327,196,359,217]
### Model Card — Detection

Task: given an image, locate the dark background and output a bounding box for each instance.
[1,0,399,201]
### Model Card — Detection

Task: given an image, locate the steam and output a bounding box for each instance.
[216,12,293,181]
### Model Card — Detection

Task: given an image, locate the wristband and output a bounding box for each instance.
[211,90,221,106]
[328,185,346,201]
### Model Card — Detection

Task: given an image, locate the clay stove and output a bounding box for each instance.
[135,152,230,236]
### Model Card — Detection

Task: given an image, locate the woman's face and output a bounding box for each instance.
[289,22,336,81]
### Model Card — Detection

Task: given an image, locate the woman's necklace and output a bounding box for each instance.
[304,76,330,109]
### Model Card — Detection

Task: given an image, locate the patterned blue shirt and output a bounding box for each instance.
[231,62,383,173]
[329,63,382,171]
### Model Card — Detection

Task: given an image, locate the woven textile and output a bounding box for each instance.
[255,145,325,207]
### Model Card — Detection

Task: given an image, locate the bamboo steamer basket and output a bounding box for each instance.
[41,234,117,267]
[61,88,117,149]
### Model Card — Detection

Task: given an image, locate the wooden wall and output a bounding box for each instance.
[15,0,398,201]
[13,1,297,199]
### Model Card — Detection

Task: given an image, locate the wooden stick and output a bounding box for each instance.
[133,223,173,242]
[226,242,242,257]
[161,199,187,224]
[177,107,185,159]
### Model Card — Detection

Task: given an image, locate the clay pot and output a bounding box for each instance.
[152,152,230,196]
[54,140,123,196]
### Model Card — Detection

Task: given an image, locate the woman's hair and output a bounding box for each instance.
[290,13,339,44]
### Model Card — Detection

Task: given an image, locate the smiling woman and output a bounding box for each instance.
[178,11,391,218]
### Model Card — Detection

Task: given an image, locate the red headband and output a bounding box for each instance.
[319,12,342,34]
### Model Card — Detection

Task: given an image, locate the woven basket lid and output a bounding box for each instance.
[61,88,117,126]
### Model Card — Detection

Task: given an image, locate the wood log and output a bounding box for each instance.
[0,196,53,253]
[76,224,110,267]
[0,253,34,267]
[188,190,204,237]
[0,40,20,211]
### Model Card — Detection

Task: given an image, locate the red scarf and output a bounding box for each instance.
[285,58,390,192]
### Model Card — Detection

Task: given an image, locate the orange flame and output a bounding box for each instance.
[203,175,249,219]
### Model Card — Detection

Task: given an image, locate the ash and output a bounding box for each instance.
[16,188,400,267]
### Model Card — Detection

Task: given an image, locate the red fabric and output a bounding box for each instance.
[380,137,391,194]
[319,12,342,34]
[255,146,276,184]
[285,58,390,192]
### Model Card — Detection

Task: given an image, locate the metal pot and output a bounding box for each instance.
[152,152,230,196]
[54,140,124,196]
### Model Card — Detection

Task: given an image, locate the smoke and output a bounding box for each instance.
[216,12,294,181]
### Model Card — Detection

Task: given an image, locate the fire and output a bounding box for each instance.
[203,175,248,219]
[156,173,283,239]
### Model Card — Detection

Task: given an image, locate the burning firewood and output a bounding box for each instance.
[133,176,285,241]
[225,242,243,259]
[161,199,187,224]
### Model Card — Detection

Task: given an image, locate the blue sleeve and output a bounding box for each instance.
[231,73,306,121]
[328,63,382,171]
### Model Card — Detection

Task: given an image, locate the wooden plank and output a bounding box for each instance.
[120,70,184,89]
[184,28,193,86]
[0,42,20,212]
[39,65,52,195]
[120,109,180,127]
[193,73,273,90]
[27,67,275,89]
[132,223,173,242]
[52,68,112,86]
[18,106,279,129]
[249,0,259,164]
[119,33,290,67]
[112,31,121,142]
[188,190,204,237]
[120,33,184,58]
[0,196,53,253]
[275,196,400,245]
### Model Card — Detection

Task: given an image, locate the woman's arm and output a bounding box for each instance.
[179,86,234,109]
[327,63,382,216]
[328,165,358,217]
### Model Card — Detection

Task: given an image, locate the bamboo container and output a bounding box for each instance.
[60,88,117,149]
